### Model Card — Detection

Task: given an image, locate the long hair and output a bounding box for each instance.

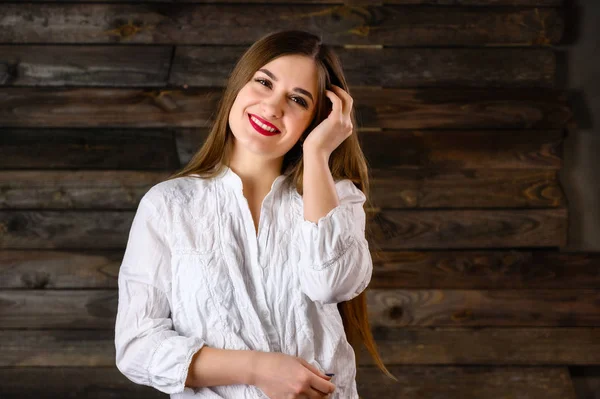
[167,29,396,381]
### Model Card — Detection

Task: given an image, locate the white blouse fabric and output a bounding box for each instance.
[114,164,373,398]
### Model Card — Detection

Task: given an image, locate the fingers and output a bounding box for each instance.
[324,90,342,119]
[327,85,354,136]
[311,376,335,397]
[298,358,328,379]
[330,84,353,116]
[306,387,332,399]
[298,359,336,396]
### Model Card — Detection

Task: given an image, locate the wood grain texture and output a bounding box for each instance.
[368,250,600,289]
[365,288,600,327]
[176,128,564,170]
[0,45,556,88]
[1,288,597,329]
[170,46,557,88]
[0,171,172,209]
[0,169,566,209]
[0,250,122,289]
[0,365,578,399]
[360,128,564,169]
[368,208,567,249]
[0,208,567,249]
[2,250,598,290]
[0,45,172,86]
[356,365,577,399]
[369,169,565,208]
[0,88,572,128]
[360,327,600,366]
[0,128,563,171]
[0,129,179,169]
[1,327,597,367]
[0,4,563,46]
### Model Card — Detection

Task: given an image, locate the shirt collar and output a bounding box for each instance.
[218,163,293,193]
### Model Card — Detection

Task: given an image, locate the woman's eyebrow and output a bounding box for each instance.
[257,68,314,104]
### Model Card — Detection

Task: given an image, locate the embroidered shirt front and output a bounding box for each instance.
[114,165,373,398]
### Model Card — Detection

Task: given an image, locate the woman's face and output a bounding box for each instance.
[228,54,319,161]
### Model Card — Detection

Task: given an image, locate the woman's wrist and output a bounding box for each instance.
[243,349,260,386]
[186,347,263,388]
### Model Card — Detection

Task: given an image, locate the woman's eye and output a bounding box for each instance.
[254,78,308,109]
[292,97,308,108]
[254,78,271,88]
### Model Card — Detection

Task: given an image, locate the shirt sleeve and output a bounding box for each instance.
[294,179,374,305]
[114,190,205,395]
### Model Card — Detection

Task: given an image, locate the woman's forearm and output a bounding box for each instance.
[185,346,259,389]
[302,150,339,223]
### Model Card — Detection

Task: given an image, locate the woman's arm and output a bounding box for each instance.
[296,150,373,305]
[186,347,336,397]
[185,346,255,387]
[302,151,339,223]
[115,192,206,395]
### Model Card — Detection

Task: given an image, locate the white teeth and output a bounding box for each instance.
[251,116,277,133]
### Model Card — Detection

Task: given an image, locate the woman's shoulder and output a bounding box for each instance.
[141,174,214,213]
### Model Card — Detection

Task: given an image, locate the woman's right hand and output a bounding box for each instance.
[250,351,336,399]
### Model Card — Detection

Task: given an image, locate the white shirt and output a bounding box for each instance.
[114,164,373,398]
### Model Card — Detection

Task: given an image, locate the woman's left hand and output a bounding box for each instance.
[302,84,354,159]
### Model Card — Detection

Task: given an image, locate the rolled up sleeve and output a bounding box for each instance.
[114,191,205,395]
[295,179,373,305]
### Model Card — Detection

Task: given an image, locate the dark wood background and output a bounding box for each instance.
[1,1,598,398]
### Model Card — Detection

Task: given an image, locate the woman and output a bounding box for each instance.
[114,30,395,399]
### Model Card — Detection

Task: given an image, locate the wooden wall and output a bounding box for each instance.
[1,1,598,398]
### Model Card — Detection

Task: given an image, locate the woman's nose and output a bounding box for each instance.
[261,97,283,119]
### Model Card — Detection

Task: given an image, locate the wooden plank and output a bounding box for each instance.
[370,169,565,208]
[0,4,564,46]
[368,208,567,249]
[1,288,597,329]
[0,129,179,169]
[356,365,577,399]
[0,46,556,88]
[0,88,572,129]
[0,290,118,329]
[0,169,566,210]
[0,45,172,86]
[361,327,600,366]
[0,171,171,209]
[170,47,556,88]
[0,128,563,171]
[1,328,597,366]
[3,249,598,290]
[0,365,577,399]
[368,250,600,290]
[0,208,567,249]
[0,367,163,399]
[0,250,121,289]
[366,288,600,327]
[362,128,564,169]
[177,128,564,170]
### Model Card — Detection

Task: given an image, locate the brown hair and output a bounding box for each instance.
[167,29,396,381]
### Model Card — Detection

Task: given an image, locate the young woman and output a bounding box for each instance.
[115,30,395,399]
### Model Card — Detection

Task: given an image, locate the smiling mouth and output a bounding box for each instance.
[248,114,281,136]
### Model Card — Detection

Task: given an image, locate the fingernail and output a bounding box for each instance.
[325,373,335,377]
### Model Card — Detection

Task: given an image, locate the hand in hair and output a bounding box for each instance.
[249,351,335,399]
[302,84,354,159]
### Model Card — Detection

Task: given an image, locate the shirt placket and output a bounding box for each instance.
[235,187,281,353]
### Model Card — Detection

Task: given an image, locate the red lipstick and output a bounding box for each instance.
[248,114,280,136]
